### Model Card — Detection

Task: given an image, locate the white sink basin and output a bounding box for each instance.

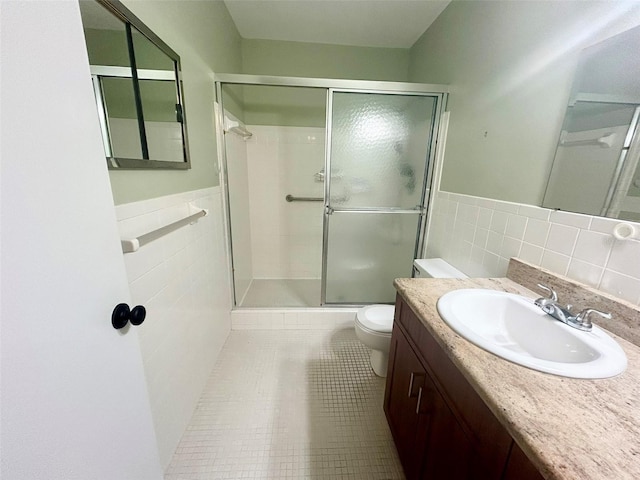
[436,289,627,379]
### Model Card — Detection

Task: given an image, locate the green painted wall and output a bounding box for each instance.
[234,85,326,128]
[107,0,243,205]
[241,38,409,81]
[409,0,640,206]
[238,38,409,127]
[104,4,413,203]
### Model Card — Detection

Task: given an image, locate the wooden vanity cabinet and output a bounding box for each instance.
[384,295,544,480]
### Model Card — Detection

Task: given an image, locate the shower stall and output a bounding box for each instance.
[215,75,447,308]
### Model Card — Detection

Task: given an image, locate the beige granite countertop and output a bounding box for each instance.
[394,276,640,480]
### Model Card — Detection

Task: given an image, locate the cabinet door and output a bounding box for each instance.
[385,327,431,479]
[503,443,545,480]
[420,373,475,480]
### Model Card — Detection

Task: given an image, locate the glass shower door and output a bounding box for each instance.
[322,90,439,304]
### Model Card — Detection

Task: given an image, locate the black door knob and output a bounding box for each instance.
[112,303,146,329]
[129,305,146,326]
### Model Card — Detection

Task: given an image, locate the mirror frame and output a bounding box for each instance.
[88,0,191,170]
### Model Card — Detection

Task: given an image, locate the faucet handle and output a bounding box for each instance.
[576,308,612,329]
[537,283,558,302]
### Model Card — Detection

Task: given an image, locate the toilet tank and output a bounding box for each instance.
[413,258,468,279]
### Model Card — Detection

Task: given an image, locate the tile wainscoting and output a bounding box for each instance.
[427,191,640,306]
[232,308,359,330]
[115,187,232,469]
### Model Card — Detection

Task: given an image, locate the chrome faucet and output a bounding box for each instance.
[534,284,611,332]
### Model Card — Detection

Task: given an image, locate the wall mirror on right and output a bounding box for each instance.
[543,25,640,221]
[79,0,190,169]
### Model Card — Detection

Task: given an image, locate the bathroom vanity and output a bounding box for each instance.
[384,263,640,480]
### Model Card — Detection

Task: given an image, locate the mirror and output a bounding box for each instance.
[543,25,640,221]
[79,0,190,169]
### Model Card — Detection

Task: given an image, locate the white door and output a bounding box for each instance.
[1,2,162,478]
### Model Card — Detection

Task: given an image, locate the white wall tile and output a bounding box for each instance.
[477,207,493,229]
[489,210,508,233]
[589,216,620,235]
[519,242,544,265]
[246,125,324,280]
[505,214,528,240]
[545,224,579,256]
[233,309,358,330]
[476,197,496,210]
[567,259,603,288]
[473,227,489,249]
[492,201,519,214]
[517,204,550,221]
[606,239,640,279]
[572,230,612,267]
[523,219,551,247]
[541,250,570,275]
[115,187,231,469]
[427,190,640,307]
[600,270,640,304]
[486,230,503,255]
[482,251,501,276]
[549,210,592,229]
[500,236,522,260]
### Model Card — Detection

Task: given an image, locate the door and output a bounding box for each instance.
[322,90,440,304]
[1,3,162,478]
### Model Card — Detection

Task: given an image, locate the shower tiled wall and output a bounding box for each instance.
[115,187,232,468]
[246,125,325,279]
[427,191,640,306]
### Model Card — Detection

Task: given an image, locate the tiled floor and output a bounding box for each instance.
[165,329,404,479]
[240,279,321,308]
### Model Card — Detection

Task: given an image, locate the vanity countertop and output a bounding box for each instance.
[394,276,640,480]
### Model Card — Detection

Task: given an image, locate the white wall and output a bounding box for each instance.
[115,187,232,469]
[427,190,640,306]
[246,125,325,279]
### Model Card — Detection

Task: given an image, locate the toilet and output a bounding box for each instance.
[355,258,468,377]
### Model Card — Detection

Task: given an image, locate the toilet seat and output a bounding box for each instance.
[356,305,394,334]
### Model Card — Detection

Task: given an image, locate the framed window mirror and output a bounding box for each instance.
[79,0,191,169]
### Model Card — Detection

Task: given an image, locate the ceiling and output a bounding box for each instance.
[224,0,451,49]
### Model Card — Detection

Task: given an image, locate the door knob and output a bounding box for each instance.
[112,303,146,329]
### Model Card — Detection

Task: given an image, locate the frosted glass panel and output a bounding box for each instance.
[329,92,436,208]
[324,213,419,304]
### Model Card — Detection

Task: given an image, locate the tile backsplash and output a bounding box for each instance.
[427,191,640,306]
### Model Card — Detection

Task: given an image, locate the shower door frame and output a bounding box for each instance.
[213,74,448,308]
[321,88,446,306]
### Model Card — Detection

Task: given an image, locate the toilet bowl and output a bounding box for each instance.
[355,258,469,377]
[355,304,395,377]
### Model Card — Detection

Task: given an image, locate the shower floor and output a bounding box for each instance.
[240,278,321,307]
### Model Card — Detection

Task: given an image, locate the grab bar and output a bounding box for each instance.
[121,208,208,253]
[285,194,323,202]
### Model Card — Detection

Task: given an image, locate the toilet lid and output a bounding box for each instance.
[356,305,395,333]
